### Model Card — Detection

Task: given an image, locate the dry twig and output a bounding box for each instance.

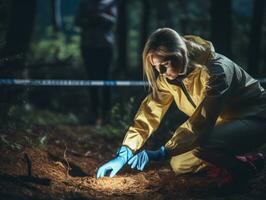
[63,143,71,178]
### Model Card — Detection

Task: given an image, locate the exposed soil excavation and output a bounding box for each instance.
[0,125,265,200]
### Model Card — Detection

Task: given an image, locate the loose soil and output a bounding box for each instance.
[0,125,265,200]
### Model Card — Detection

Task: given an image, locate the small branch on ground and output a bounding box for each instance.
[63,143,71,178]
[24,153,32,176]
[22,152,51,185]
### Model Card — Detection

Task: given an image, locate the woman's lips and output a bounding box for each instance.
[165,74,177,80]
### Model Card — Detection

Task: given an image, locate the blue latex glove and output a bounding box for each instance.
[96,146,133,179]
[128,146,167,171]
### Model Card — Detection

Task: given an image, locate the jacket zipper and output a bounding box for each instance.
[180,80,197,109]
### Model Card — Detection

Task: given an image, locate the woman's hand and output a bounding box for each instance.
[97,156,127,178]
[96,146,133,178]
[127,146,167,171]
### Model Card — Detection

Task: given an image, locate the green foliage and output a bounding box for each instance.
[7,105,79,127]
[23,135,48,149]
[28,26,81,65]
[28,15,82,67]
[100,97,137,139]
[0,135,22,150]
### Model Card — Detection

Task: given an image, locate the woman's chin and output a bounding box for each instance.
[166,75,177,80]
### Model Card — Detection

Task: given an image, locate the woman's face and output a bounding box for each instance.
[150,53,183,80]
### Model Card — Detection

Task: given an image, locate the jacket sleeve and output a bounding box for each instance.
[122,76,174,152]
[165,61,235,156]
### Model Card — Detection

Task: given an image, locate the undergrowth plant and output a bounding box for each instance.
[100,97,137,139]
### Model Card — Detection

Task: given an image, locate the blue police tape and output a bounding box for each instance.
[0,78,265,87]
[0,79,149,87]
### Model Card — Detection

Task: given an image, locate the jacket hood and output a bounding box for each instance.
[183,35,215,65]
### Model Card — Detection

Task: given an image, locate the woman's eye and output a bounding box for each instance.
[159,65,167,74]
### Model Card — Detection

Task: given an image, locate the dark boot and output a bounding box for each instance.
[195,149,264,191]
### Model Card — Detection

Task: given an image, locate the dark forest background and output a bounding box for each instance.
[0,0,265,127]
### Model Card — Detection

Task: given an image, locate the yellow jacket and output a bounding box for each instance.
[122,36,266,157]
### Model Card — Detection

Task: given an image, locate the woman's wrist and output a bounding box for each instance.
[116,146,134,164]
[147,146,169,161]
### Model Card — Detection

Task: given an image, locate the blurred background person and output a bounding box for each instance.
[75,0,117,127]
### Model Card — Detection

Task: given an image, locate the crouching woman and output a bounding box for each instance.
[97,28,266,187]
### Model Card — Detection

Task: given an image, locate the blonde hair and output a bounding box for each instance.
[142,28,205,96]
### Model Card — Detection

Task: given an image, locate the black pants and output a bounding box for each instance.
[81,46,113,122]
[195,117,266,174]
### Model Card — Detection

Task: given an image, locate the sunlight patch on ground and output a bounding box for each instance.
[89,177,138,191]
[74,174,153,194]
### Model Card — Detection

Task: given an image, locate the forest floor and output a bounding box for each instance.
[0,124,266,200]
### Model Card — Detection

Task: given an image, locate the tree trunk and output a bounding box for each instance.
[210,0,232,57]
[51,0,63,32]
[247,0,265,76]
[0,1,10,54]
[116,0,128,78]
[155,0,173,28]
[179,0,188,34]
[141,0,150,50]
[2,0,36,77]
[138,0,151,75]
[0,0,36,122]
